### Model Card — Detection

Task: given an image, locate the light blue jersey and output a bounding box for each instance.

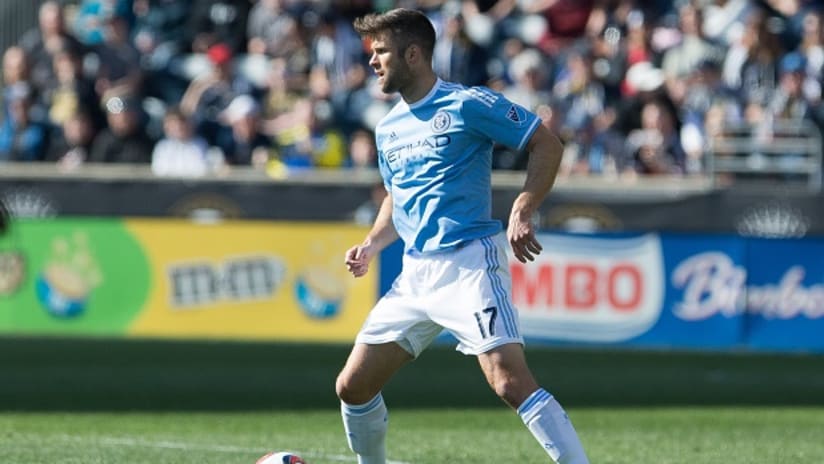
[376,79,541,254]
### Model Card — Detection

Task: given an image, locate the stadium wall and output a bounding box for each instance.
[0,168,822,353]
[1,217,822,354]
[382,233,824,353]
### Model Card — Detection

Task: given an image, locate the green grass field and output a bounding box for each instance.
[1,337,824,463]
[2,408,824,463]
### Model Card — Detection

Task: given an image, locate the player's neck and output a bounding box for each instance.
[400,72,438,105]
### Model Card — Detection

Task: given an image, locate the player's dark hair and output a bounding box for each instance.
[353,8,436,61]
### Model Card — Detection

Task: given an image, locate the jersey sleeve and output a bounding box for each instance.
[375,128,393,191]
[462,87,541,151]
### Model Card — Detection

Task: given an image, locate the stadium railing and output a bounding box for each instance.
[707,118,823,192]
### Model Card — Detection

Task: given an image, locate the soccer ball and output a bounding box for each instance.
[255,451,307,464]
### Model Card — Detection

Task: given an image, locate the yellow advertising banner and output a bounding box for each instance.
[125,220,375,342]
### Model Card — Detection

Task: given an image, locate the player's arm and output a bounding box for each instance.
[345,192,398,278]
[508,123,563,263]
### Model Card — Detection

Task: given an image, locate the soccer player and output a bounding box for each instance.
[336,8,590,464]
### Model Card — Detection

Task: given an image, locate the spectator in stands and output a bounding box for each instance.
[679,58,742,174]
[347,128,377,170]
[553,46,606,139]
[624,99,686,175]
[0,83,49,162]
[793,9,824,104]
[703,101,737,157]
[503,47,551,112]
[328,62,377,136]
[46,109,96,169]
[764,0,813,45]
[247,0,301,57]
[616,60,680,136]
[769,52,815,122]
[487,36,527,91]
[661,2,726,109]
[92,15,144,100]
[306,65,333,102]
[432,7,491,87]
[310,10,373,96]
[5,0,824,181]
[273,97,346,170]
[132,0,188,55]
[2,47,31,117]
[723,7,784,125]
[584,5,639,103]
[701,0,753,47]
[71,0,133,46]
[185,0,250,54]
[151,107,213,177]
[180,42,256,145]
[518,0,596,55]
[261,57,303,121]
[560,107,624,177]
[43,43,99,128]
[18,1,85,99]
[89,92,154,163]
[215,94,271,167]
[131,0,191,103]
[622,6,654,65]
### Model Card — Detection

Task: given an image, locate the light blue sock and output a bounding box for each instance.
[518,388,589,464]
[341,393,388,464]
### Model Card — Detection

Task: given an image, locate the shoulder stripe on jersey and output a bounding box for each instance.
[465,87,498,108]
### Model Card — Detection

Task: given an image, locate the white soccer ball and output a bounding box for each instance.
[255,451,307,464]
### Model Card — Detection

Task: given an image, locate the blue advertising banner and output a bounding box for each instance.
[624,233,747,350]
[505,233,747,350]
[378,232,824,353]
[744,237,824,352]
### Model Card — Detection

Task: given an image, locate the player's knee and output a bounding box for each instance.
[488,375,538,409]
[335,373,353,402]
[489,376,520,407]
[335,372,372,405]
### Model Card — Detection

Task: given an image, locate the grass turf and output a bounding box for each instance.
[3,337,824,411]
[1,337,824,462]
[1,408,823,463]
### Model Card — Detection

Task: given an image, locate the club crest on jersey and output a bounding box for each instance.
[431,111,451,133]
[506,105,527,125]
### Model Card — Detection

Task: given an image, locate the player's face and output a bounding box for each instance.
[368,32,411,94]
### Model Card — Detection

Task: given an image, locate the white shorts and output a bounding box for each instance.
[355,233,524,357]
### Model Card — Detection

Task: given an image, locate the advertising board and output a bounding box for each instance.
[380,232,823,353]
[0,219,376,342]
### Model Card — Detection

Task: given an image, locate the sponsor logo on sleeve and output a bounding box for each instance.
[506,105,527,125]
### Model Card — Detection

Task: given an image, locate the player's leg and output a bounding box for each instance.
[336,341,413,464]
[429,235,588,463]
[339,247,444,464]
[336,341,413,404]
[478,343,589,464]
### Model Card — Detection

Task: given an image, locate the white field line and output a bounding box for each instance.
[43,433,412,464]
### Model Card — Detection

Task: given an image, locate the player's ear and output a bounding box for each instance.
[405,44,418,64]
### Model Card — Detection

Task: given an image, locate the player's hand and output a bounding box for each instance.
[507,208,542,263]
[344,243,375,278]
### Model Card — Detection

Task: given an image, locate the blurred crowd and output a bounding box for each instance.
[1,0,823,179]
